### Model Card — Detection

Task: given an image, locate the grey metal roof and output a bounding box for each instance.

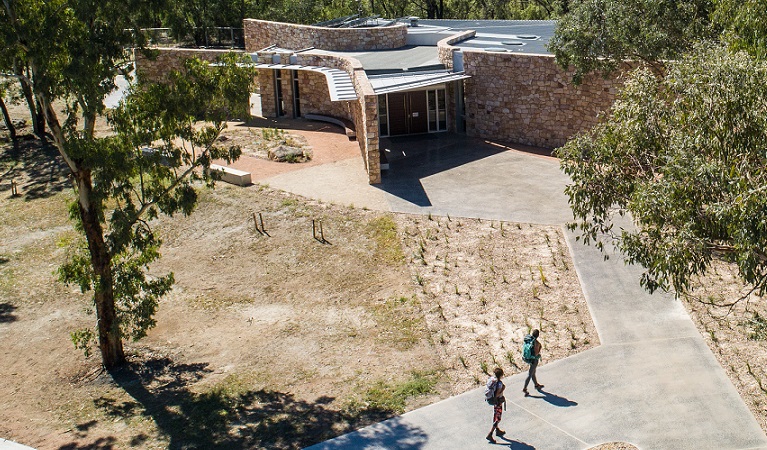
[331,46,443,74]
[368,70,470,94]
[244,63,357,101]
[415,19,556,55]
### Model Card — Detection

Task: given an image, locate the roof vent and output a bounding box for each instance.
[410,17,419,27]
[502,41,524,46]
[515,35,539,40]
[485,47,507,52]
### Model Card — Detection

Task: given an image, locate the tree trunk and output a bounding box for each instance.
[34,98,46,142]
[29,61,124,370]
[76,169,126,369]
[16,68,44,140]
[0,96,17,144]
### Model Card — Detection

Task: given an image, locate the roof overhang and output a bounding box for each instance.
[367,70,470,94]
[239,62,358,102]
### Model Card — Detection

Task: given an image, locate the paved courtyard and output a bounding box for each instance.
[261,131,767,450]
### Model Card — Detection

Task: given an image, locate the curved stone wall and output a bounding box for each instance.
[244,19,407,52]
[257,50,381,183]
[437,30,475,70]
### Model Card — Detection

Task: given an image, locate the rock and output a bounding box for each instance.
[268,144,310,163]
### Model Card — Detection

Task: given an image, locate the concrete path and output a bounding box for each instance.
[263,134,767,449]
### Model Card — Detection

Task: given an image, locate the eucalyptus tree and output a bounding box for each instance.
[548,0,716,82]
[557,45,767,298]
[2,0,253,369]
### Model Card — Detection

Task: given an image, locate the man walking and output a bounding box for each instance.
[522,329,544,395]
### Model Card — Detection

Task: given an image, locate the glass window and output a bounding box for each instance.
[378,94,389,137]
[292,70,301,118]
[428,90,437,132]
[437,89,447,131]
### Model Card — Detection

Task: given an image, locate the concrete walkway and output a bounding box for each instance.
[263,134,767,449]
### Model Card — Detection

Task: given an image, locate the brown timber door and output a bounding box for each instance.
[385,91,429,136]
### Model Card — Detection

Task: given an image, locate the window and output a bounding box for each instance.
[427,88,447,132]
[274,70,284,117]
[378,94,389,137]
[292,70,301,118]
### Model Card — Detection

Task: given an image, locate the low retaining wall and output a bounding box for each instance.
[244,19,407,52]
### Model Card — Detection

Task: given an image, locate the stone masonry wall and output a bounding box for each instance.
[437,30,476,70]
[462,51,622,148]
[134,48,240,82]
[244,19,407,52]
[298,71,353,120]
[256,50,379,183]
[134,46,380,183]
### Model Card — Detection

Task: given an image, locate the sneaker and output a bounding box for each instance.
[486,435,496,444]
[495,429,506,436]
[535,384,545,390]
[522,388,529,396]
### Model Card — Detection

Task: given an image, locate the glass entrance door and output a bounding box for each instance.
[427,88,447,132]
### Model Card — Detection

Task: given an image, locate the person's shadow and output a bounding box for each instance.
[526,389,578,407]
[496,435,536,449]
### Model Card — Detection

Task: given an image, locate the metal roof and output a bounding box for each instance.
[245,63,357,101]
[415,19,556,54]
[368,70,470,94]
[325,46,443,74]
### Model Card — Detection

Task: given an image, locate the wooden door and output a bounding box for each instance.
[387,93,408,135]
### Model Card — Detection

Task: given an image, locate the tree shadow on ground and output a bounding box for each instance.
[0,134,69,200]
[0,302,17,323]
[81,355,427,450]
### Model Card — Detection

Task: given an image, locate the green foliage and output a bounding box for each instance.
[715,0,767,59]
[746,312,767,341]
[549,0,716,82]
[70,328,96,358]
[355,370,438,414]
[3,0,254,368]
[558,45,767,296]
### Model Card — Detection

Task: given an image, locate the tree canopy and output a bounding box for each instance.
[551,0,767,299]
[2,0,253,368]
[557,45,767,298]
[548,0,716,82]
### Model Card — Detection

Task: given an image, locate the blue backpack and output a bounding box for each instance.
[522,334,539,363]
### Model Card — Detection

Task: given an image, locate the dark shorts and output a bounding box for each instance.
[493,402,503,424]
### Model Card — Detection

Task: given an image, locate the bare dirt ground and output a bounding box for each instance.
[683,262,767,432]
[0,108,597,449]
[2,100,766,449]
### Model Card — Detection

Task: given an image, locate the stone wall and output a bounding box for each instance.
[462,50,623,148]
[298,71,353,120]
[244,19,407,52]
[134,48,240,82]
[256,50,380,183]
[437,30,475,70]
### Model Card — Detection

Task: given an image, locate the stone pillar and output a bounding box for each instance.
[364,94,381,184]
[258,69,276,118]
